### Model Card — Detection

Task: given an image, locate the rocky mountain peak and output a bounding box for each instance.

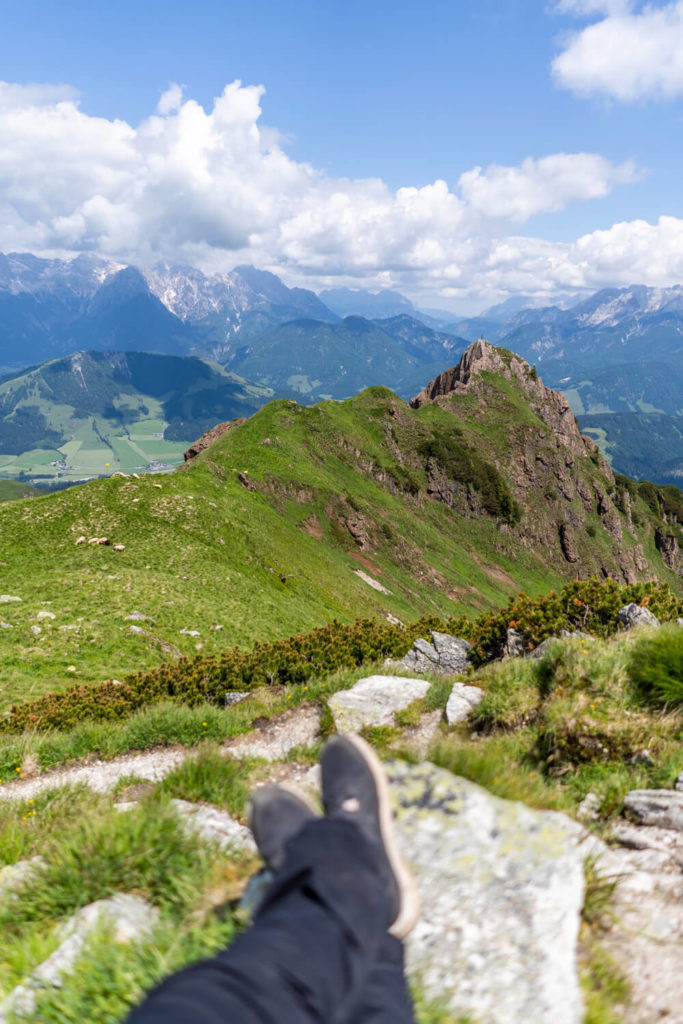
[410,338,603,467]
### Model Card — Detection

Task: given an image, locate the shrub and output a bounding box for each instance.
[629,626,683,709]
[3,580,681,733]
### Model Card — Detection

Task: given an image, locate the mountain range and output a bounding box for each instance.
[2,251,683,486]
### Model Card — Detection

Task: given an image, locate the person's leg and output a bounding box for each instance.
[346,934,416,1024]
[126,736,418,1024]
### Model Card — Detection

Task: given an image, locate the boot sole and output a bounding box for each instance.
[342,734,421,938]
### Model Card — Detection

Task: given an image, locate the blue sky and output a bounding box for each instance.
[2,0,683,311]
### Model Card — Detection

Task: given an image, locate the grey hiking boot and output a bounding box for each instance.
[320,733,420,938]
[247,785,318,872]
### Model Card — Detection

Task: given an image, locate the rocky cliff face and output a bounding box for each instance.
[410,340,671,585]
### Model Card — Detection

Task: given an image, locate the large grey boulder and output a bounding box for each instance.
[1,894,158,1020]
[328,675,430,732]
[445,683,484,725]
[618,603,660,630]
[393,632,471,676]
[388,761,585,1024]
[623,789,683,832]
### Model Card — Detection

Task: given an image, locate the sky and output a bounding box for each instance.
[2,0,683,312]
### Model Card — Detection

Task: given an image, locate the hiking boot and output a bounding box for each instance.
[320,733,420,937]
[247,785,319,872]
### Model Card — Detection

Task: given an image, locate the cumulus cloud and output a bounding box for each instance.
[552,1,683,101]
[458,154,638,222]
[0,77,669,306]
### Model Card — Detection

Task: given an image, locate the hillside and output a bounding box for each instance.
[226,314,466,401]
[0,340,679,712]
[0,351,274,485]
[579,411,683,487]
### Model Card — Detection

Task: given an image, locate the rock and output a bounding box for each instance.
[125,611,149,622]
[528,635,563,660]
[618,603,660,630]
[224,691,250,708]
[0,595,21,603]
[172,799,256,854]
[0,621,13,629]
[445,683,484,725]
[36,610,55,620]
[128,624,146,635]
[430,632,472,673]
[113,544,125,552]
[153,483,162,489]
[112,472,128,478]
[180,628,201,637]
[388,761,584,1024]
[113,801,138,812]
[559,522,580,563]
[0,857,46,899]
[629,749,655,766]
[505,627,525,658]
[611,822,683,868]
[74,536,86,545]
[30,625,42,636]
[413,637,439,663]
[353,569,390,594]
[392,632,471,676]
[225,707,321,762]
[577,792,601,822]
[675,772,683,792]
[624,789,683,831]
[328,676,430,732]
[0,894,158,1019]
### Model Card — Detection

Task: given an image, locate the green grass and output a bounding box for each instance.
[159,744,257,816]
[0,374,676,707]
[629,625,683,708]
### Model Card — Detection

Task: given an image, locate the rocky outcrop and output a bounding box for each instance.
[389,761,585,1024]
[445,683,485,724]
[183,418,244,462]
[410,340,603,467]
[328,675,430,731]
[655,529,679,571]
[391,632,472,675]
[618,603,660,630]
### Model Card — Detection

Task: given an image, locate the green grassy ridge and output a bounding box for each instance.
[0,376,679,710]
[0,480,39,502]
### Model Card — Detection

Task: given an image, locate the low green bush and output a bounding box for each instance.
[629,626,683,708]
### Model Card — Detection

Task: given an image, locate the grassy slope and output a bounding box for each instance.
[0,380,679,712]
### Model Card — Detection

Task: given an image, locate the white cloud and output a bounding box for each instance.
[458,154,638,222]
[552,0,632,16]
[0,78,667,308]
[552,1,683,101]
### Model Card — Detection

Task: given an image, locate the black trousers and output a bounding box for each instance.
[126,818,416,1024]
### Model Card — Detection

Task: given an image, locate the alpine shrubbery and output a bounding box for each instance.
[3,578,681,733]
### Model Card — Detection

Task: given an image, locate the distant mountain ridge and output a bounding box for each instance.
[2,252,683,485]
